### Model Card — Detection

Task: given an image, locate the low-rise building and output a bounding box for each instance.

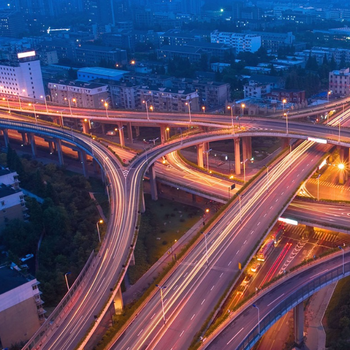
[48,80,110,109]
[329,68,350,97]
[267,89,306,104]
[0,267,45,348]
[77,67,128,83]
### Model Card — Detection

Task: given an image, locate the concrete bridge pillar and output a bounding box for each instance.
[247,136,252,159]
[80,150,88,178]
[2,129,9,148]
[101,123,106,135]
[149,164,158,201]
[135,126,140,137]
[20,132,27,145]
[283,138,290,149]
[243,137,249,162]
[28,133,37,158]
[113,287,124,315]
[127,122,133,144]
[234,138,241,175]
[48,140,54,154]
[82,119,90,134]
[294,302,304,346]
[118,123,125,147]
[55,139,64,166]
[160,125,169,144]
[197,143,204,168]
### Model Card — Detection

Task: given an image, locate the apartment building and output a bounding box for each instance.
[210,30,261,54]
[329,68,350,97]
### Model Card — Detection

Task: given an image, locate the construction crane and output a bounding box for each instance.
[47,27,70,34]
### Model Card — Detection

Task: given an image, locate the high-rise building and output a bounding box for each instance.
[0,51,45,99]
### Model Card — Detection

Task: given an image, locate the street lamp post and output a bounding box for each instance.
[282,98,287,114]
[40,95,48,112]
[204,148,212,172]
[65,272,71,291]
[202,231,209,265]
[2,97,10,113]
[253,304,260,334]
[29,103,37,123]
[104,102,109,118]
[317,173,321,201]
[185,101,192,124]
[96,219,103,243]
[284,112,289,135]
[65,97,72,117]
[17,93,22,110]
[328,90,332,102]
[155,284,167,324]
[227,105,235,133]
[338,246,345,275]
[264,165,269,192]
[143,100,150,121]
[242,158,248,183]
[240,103,245,127]
[338,117,343,143]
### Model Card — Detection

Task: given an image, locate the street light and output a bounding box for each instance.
[104,102,109,118]
[202,231,209,265]
[96,219,103,243]
[2,97,10,113]
[282,98,287,113]
[284,112,289,135]
[317,173,321,201]
[241,103,245,118]
[28,103,37,123]
[64,97,72,117]
[202,106,206,113]
[252,304,260,334]
[204,148,212,172]
[65,272,71,291]
[327,90,332,102]
[241,158,249,183]
[264,165,269,192]
[40,95,48,112]
[338,117,343,143]
[143,100,150,121]
[155,284,167,324]
[149,137,159,146]
[17,93,22,110]
[338,246,345,275]
[185,101,192,124]
[227,105,235,133]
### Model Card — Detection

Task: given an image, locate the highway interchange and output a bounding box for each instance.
[0,100,349,350]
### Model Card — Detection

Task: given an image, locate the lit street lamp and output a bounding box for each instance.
[155,284,167,324]
[149,137,159,146]
[284,112,289,135]
[40,95,48,112]
[96,219,103,243]
[242,158,249,183]
[338,117,343,143]
[204,148,212,172]
[65,97,73,117]
[264,165,269,192]
[317,173,321,201]
[185,101,192,124]
[28,103,37,123]
[104,102,109,118]
[327,90,332,102]
[2,97,10,113]
[282,98,287,114]
[227,105,235,133]
[252,304,260,334]
[143,100,150,121]
[65,272,71,291]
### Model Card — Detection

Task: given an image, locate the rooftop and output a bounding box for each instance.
[0,266,29,295]
[78,67,129,78]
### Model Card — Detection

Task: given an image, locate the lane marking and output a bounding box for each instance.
[220,273,223,278]
[211,285,215,291]
[236,249,240,255]
[227,327,244,345]
[151,313,155,320]
[180,330,184,337]
[137,329,143,337]
[257,222,261,226]
[267,293,285,306]
[191,314,196,320]
[228,261,232,266]
[201,299,206,305]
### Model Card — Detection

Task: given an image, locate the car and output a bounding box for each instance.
[250,263,261,273]
[241,274,253,286]
[106,130,116,136]
[20,254,34,262]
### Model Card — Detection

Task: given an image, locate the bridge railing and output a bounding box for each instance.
[236,260,348,350]
[22,250,95,350]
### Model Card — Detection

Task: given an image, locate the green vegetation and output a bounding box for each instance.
[0,147,106,306]
[325,277,350,349]
[128,194,203,284]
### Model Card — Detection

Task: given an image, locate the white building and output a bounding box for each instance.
[210,30,261,54]
[329,68,350,97]
[0,268,45,348]
[244,80,272,99]
[0,51,45,99]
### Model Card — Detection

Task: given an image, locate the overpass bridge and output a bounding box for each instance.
[0,113,345,349]
[204,249,350,350]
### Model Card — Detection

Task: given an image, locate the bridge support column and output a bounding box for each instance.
[55,139,64,166]
[113,287,124,315]
[2,129,9,148]
[243,137,249,162]
[149,164,158,201]
[247,136,252,159]
[160,125,169,144]
[80,150,88,178]
[294,302,304,346]
[82,119,89,134]
[127,122,133,144]
[135,126,140,137]
[28,133,37,158]
[234,138,241,175]
[283,138,290,149]
[118,123,125,147]
[21,132,27,145]
[101,123,106,135]
[197,143,204,168]
[48,141,54,154]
